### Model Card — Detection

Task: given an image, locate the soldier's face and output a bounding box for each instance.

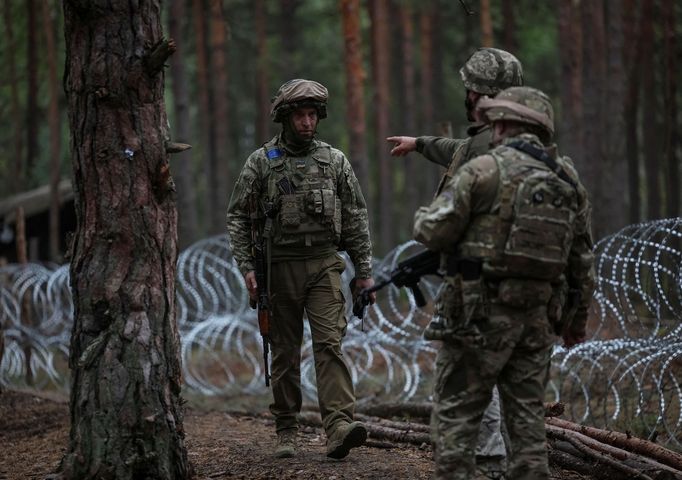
[291,107,318,139]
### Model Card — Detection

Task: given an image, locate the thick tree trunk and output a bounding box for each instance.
[419,8,438,195]
[255,0,270,143]
[663,0,679,218]
[479,0,493,47]
[340,0,370,196]
[3,0,23,192]
[168,0,200,249]
[208,0,230,233]
[62,1,191,478]
[43,0,62,262]
[370,0,393,253]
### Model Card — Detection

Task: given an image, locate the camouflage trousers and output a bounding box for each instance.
[430,299,554,480]
[268,253,356,436]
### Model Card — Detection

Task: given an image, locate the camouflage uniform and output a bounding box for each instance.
[414,87,595,480]
[418,48,524,472]
[227,80,372,457]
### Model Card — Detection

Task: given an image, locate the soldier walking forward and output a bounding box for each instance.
[227,79,376,459]
[413,87,595,480]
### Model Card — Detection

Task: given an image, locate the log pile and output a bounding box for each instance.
[300,401,682,479]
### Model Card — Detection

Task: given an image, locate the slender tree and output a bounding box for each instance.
[61,1,191,477]
[623,0,642,223]
[369,0,393,252]
[208,0,230,233]
[502,0,518,53]
[43,0,62,261]
[640,0,659,220]
[662,0,679,218]
[340,0,370,196]
[3,0,23,192]
[558,0,583,168]
[479,0,493,47]
[419,5,437,194]
[169,0,200,249]
[279,0,302,78]
[26,0,39,178]
[255,0,271,143]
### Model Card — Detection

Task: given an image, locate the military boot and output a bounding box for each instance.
[275,429,297,458]
[326,421,367,459]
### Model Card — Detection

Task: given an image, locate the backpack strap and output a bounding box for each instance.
[507,140,577,190]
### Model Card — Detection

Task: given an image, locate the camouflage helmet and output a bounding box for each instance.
[270,79,328,123]
[477,86,554,136]
[460,48,523,95]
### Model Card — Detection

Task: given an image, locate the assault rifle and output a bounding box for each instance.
[351,249,441,320]
[250,197,271,387]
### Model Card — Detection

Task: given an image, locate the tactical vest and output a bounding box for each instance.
[263,138,342,248]
[456,145,578,281]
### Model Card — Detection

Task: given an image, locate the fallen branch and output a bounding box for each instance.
[355,413,431,434]
[357,401,564,420]
[546,417,682,471]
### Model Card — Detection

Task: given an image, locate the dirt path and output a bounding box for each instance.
[0,389,585,479]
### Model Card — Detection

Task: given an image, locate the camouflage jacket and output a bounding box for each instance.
[416,124,493,195]
[413,133,595,336]
[227,134,372,279]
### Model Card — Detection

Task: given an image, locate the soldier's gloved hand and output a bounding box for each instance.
[244,271,258,303]
[354,277,376,304]
[386,136,417,156]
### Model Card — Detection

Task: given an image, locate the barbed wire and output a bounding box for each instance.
[1,219,680,448]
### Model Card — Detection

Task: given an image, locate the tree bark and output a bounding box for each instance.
[662,0,679,218]
[623,0,642,223]
[168,0,200,250]
[640,0,659,220]
[398,3,419,238]
[479,0,494,47]
[207,0,230,234]
[3,0,23,193]
[340,0,370,196]
[279,0,301,78]
[43,0,62,262]
[26,0,39,177]
[419,7,438,196]
[192,0,211,235]
[255,0,270,143]
[61,1,191,478]
[369,0,393,253]
[502,0,518,53]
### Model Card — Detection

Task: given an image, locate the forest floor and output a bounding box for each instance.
[0,388,589,480]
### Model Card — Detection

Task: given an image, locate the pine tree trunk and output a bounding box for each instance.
[663,0,679,218]
[192,0,212,234]
[370,0,393,253]
[279,0,301,78]
[255,0,271,143]
[398,4,418,238]
[558,0,583,166]
[208,0,230,233]
[640,0,660,220]
[479,0,494,47]
[168,0,200,249]
[43,0,62,262]
[26,0,39,176]
[340,0,370,196]
[623,0,642,223]
[502,0,518,53]
[61,1,191,478]
[3,0,23,193]
[419,8,438,196]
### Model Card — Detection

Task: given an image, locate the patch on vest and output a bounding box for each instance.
[266,148,283,160]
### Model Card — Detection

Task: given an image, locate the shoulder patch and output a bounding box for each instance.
[266,147,283,160]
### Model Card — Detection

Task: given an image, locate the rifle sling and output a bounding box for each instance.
[507,140,577,190]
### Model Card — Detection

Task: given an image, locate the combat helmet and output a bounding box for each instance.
[270,79,328,123]
[460,48,524,95]
[476,86,554,138]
